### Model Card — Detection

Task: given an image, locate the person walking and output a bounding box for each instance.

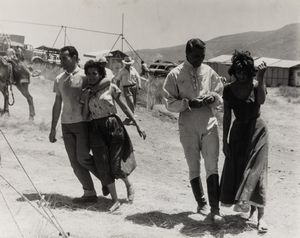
[49,46,98,204]
[220,50,268,233]
[163,38,224,223]
[97,56,114,82]
[80,60,146,212]
[115,56,141,124]
[140,60,150,78]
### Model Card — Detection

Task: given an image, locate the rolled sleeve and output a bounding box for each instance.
[163,72,190,113]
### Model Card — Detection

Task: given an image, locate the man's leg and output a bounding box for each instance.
[123,86,135,113]
[131,85,138,110]
[75,122,100,178]
[201,125,224,223]
[62,124,97,201]
[180,129,207,213]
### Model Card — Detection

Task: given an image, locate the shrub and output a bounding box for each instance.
[278,86,300,98]
[137,76,166,110]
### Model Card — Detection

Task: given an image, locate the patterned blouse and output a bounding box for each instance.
[88,83,121,120]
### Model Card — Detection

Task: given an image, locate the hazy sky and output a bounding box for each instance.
[1,0,299,55]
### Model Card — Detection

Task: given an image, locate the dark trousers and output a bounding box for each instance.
[62,122,96,196]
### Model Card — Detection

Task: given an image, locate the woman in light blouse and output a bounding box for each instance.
[81,60,146,212]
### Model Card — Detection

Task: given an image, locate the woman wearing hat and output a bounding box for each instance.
[80,60,146,212]
[115,56,141,124]
[220,50,268,233]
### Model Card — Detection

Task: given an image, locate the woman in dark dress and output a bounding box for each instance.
[80,60,146,212]
[220,51,268,233]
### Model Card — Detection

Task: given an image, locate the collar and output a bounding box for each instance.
[124,66,132,72]
[65,66,80,76]
[183,60,202,74]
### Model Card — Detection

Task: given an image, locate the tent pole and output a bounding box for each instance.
[121,13,124,52]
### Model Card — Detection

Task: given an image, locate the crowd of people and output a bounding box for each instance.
[44,38,268,233]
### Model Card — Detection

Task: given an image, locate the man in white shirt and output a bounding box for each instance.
[163,38,224,223]
[115,56,141,123]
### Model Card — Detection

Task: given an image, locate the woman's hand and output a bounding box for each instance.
[136,126,146,140]
[257,61,267,80]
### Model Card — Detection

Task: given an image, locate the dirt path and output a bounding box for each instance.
[0,77,299,238]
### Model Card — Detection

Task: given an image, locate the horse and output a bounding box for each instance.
[0,56,35,120]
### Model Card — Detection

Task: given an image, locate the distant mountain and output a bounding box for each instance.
[130,23,300,63]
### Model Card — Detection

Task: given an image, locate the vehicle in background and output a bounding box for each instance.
[0,34,60,66]
[31,45,61,66]
[148,60,177,77]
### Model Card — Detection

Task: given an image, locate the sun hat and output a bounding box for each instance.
[122,56,134,65]
[97,56,107,63]
[6,48,16,57]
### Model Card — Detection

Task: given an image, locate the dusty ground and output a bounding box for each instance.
[0,76,299,238]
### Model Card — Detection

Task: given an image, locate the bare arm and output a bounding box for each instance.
[256,62,267,105]
[49,95,62,143]
[136,73,142,89]
[80,89,90,121]
[223,101,232,144]
[115,95,146,139]
[222,100,232,157]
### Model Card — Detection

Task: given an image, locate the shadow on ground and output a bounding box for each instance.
[16,193,128,212]
[126,211,255,237]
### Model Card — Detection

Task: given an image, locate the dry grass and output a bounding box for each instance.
[138,76,166,110]
[278,86,300,103]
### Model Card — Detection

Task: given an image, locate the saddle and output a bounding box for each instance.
[0,57,30,85]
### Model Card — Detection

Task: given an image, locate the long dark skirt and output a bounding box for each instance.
[89,115,136,186]
[220,117,268,207]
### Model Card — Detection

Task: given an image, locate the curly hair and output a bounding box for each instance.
[84,60,106,79]
[228,50,256,78]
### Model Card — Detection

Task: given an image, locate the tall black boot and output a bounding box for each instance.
[207,174,225,223]
[190,177,208,214]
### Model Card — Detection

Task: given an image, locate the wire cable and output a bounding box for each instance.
[124,38,143,62]
[0,186,25,238]
[0,175,60,231]
[109,35,122,53]
[52,26,64,49]
[0,129,69,238]
[0,19,120,36]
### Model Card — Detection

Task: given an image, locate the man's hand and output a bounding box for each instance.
[189,98,204,108]
[202,95,215,105]
[49,128,57,143]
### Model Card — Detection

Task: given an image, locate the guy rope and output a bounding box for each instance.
[0,129,70,237]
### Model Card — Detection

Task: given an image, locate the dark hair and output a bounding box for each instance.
[60,46,79,60]
[141,60,144,64]
[84,60,106,78]
[228,50,256,77]
[185,38,206,55]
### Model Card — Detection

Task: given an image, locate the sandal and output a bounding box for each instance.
[108,201,121,213]
[257,220,268,233]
